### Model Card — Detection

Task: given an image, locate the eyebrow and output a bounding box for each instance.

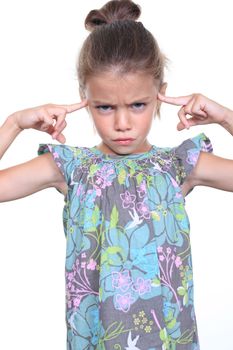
[91,96,152,104]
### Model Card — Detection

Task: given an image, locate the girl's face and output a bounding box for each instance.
[85,71,166,155]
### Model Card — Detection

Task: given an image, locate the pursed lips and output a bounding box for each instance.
[113,138,135,141]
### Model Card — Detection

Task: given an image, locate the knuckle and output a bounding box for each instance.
[194,93,202,100]
[41,106,50,114]
[44,103,53,109]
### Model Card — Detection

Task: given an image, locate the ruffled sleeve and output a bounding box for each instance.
[38,144,81,185]
[169,133,213,186]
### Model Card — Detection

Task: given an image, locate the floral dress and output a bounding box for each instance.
[38,133,212,350]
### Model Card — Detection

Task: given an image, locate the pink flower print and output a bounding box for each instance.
[73,297,81,308]
[171,177,179,188]
[76,184,84,196]
[112,270,132,292]
[87,258,97,270]
[176,192,182,199]
[66,256,99,311]
[93,186,102,197]
[132,277,151,295]
[136,180,147,198]
[95,166,114,189]
[201,139,212,153]
[159,255,165,262]
[115,293,135,313]
[120,191,136,209]
[67,272,75,282]
[175,256,182,268]
[157,246,163,253]
[136,201,151,219]
[186,149,199,165]
[53,151,60,159]
[166,247,172,254]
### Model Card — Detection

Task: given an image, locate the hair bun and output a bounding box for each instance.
[85,0,141,32]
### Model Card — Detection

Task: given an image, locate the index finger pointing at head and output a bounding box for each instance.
[157,93,192,106]
[62,99,88,113]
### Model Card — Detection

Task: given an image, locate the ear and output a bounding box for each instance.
[159,82,167,95]
[156,82,168,117]
[79,88,89,113]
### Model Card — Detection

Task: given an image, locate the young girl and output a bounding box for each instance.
[1,1,233,349]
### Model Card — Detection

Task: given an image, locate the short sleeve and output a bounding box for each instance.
[38,144,80,185]
[171,133,213,185]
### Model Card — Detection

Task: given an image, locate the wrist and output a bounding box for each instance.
[5,113,24,134]
[0,113,23,160]
[220,108,233,135]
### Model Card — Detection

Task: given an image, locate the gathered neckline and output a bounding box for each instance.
[88,145,157,161]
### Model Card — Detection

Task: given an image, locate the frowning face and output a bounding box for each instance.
[85,71,165,155]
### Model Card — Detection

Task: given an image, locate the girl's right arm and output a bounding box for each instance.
[0,100,87,202]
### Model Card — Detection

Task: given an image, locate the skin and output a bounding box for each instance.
[0,71,233,202]
[84,71,167,155]
[158,93,233,194]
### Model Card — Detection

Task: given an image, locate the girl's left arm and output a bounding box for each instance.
[186,152,233,193]
[158,93,233,193]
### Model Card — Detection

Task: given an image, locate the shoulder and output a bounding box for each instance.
[38,144,95,195]
[185,151,233,192]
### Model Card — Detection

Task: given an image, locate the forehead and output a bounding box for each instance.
[85,71,158,101]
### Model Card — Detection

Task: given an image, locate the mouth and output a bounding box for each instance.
[113,138,135,145]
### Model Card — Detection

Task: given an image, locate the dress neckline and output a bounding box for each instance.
[89,145,157,161]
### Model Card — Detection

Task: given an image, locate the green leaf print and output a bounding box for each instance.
[183,293,188,306]
[136,173,143,185]
[104,321,128,341]
[127,160,136,176]
[177,286,186,296]
[159,327,171,350]
[92,205,100,226]
[167,318,177,330]
[146,175,154,187]
[89,164,99,176]
[107,246,122,254]
[110,206,119,228]
[160,327,168,341]
[177,283,189,306]
[99,287,103,302]
[118,168,127,185]
[170,203,185,221]
[101,246,124,269]
[151,211,160,221]
[151,277,161,287]
[155,174,167,199]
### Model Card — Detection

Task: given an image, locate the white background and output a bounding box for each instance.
[0,1,232,349]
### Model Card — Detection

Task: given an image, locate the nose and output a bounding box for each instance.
[114,109,131,131]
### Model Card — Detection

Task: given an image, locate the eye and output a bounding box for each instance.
[96,105,113,112]
[132,102,146,110]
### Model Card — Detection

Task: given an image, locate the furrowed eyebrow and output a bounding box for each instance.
[92,97,151,105]
[91,100,115,105]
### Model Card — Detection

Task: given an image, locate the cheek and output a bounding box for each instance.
[89,112,110,137]
[140,112,154,131]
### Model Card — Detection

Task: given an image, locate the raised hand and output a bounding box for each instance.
[158,93,232,131]
[10,100,88,143]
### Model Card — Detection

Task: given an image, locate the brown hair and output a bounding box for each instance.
[77,0,166,96]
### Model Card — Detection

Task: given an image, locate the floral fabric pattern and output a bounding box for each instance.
[38,133,212,350]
